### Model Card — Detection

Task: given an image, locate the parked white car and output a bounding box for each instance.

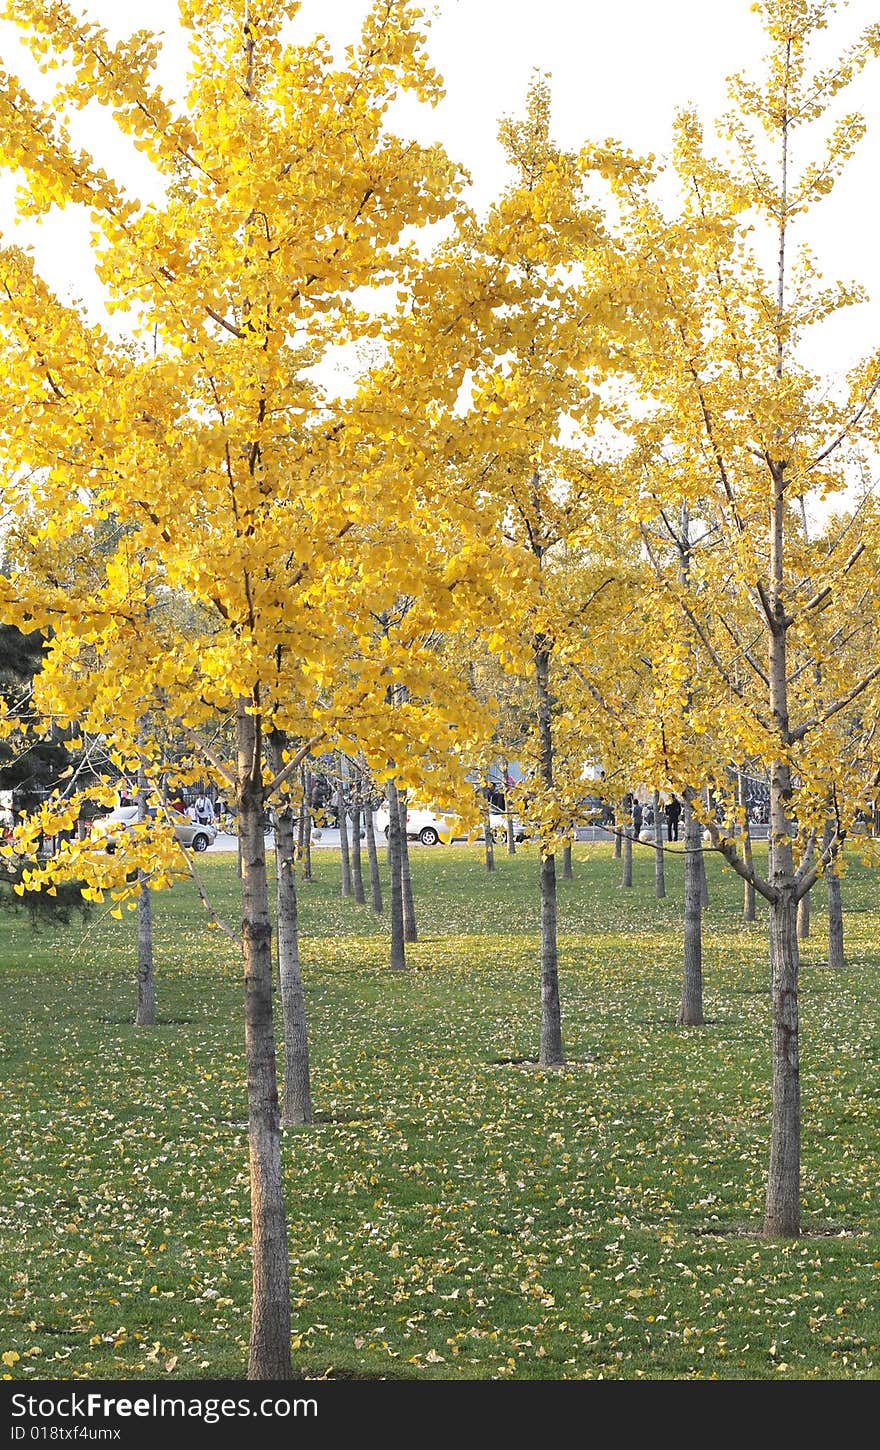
[373,801,527,846]
[373,802,456,846]
[90,805,217,853]
[488,810,528,844]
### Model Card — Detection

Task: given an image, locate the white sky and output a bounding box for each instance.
[0,0,878,374]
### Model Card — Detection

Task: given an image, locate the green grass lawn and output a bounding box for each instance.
[1,838,878,1381]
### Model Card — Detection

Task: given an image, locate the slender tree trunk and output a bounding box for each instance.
[136,874,155,1026]
[364,796,383,915]
[823,822,844,969]
[766,881,800,1237]
[298,766,312,882]
[503,759,516,855]
[350,793,365,905]
[763,458,801,1239]
[621,827,633,888]
[561,841,573,879]
[797,835,813,939]
[301,788,312,883]
[386,779,406,970]
[236,702,291,1379]
[742,823,756,922]
[653,789,665,900]
[539,848,563,1066]
[827,870,844,968]
[759,92,802,1235]
[536,641,564,1067]
[295,765,310,864]
[797,887,810,939]
[135,749,156,1027]
[338,756,352,897]
[737,772,756,921]
[268,734,312,1129]
[698,844,710,908]
[398,788,417,943]
[677,797,704,1025]
[296,767,308,862]
[484,804,496,873]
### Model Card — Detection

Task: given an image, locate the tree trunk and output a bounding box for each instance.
[653,789,665,900]
[398,788,417,943]
[698,845,710,908]
[236,703,291,1379]
[765,884,800,1237]
[561,841,573,879]
[298,766,312,883]
[736,772,756,921]
[539,848,563,1066]
[484,805,495,873]
[797,887,810,940]
[135,750,155,1027]
[823,822,844,969]
[503,759,516,855]
[763,458,801,1238]
[268,734,312,1129]
[797,836,813,940]
[386,779,406,970]
[296,766,308,858]
[677,796,704,1025]
[338,756,352,897]
[136,876,155,1026]
[621,828,633,888]
[742,823,756,922]
[364,798,383,915]
[350,800,365,904]
[536,641,564,1067]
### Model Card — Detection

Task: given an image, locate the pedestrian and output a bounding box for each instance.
[665,795,682,842]
[632,797,643,837]
[194,792,214,826]
[310,775,330,821]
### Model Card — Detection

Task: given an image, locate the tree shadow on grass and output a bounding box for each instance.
[488,1054,597,1068]
[694,1222,863,1239]
[95,1015,197,1025]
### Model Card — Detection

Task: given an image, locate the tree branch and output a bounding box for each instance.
[789,662,880,744]
[704,821,777,902]
[262,732,326,800]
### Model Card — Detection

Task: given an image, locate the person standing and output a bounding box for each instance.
[632,797,643,838]
[194,792,215,827]
[665,795,682,842]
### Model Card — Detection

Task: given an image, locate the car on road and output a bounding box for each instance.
[488,810,529,844]
[373,801,528,846]
[373,802,456,846]
[90,804,217,853]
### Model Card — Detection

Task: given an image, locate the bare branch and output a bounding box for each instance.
[811,373,880,467]
[704,822,777,902]
[790,662,880,743]
[263,732,326,800]
[184,847,239,942]
[179,724,236,788]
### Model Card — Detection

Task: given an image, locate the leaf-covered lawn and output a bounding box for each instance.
[1,841,878,1380]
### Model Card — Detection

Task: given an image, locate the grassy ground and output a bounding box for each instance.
[0,838,878,1381]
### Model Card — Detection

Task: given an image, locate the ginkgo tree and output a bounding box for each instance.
[0,0,502,1379]
[380,77,647,1068]
[616,0,880,1238]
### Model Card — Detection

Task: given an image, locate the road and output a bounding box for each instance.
[208,823,770,852]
